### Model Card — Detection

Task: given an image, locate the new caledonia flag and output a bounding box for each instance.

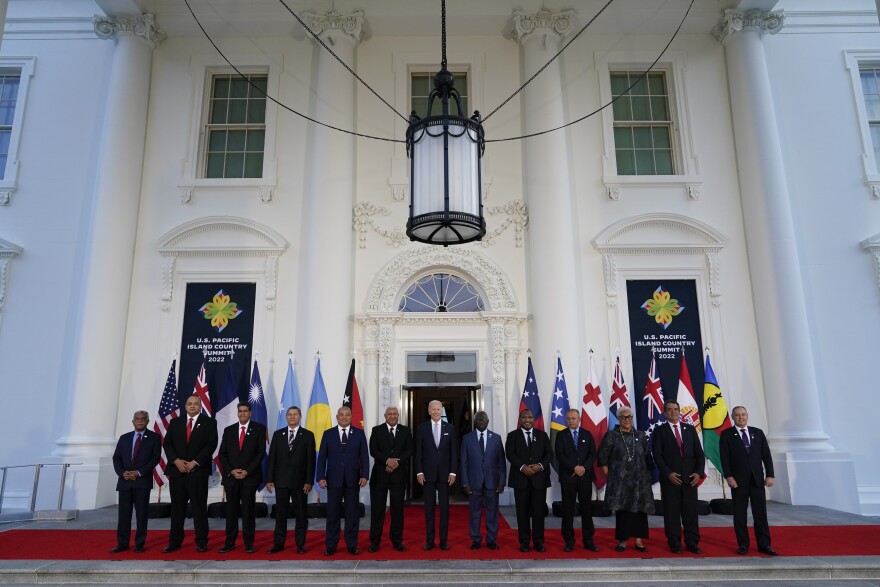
[701,352,732,472]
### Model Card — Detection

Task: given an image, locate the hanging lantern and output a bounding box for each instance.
[406,1,485,246]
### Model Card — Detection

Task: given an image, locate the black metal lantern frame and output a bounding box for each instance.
[406,1,486,246]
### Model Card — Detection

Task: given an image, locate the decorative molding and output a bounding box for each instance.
[155,216,289,310]
[0,238,23,324]
[872,184,880,200]
[860,233,880,294]
[607,185,621,201]
[93,13,166,48]
[482,200,529,248]
[713,9,785,44]
[0,190,11,206]
[512,9,575,42]
[604,178,703,201]
[687,183,701,200]
[179,188,192,204]
[366,247,519,313]
[352,201,408,249]
[302,10,367,44]
[259,187,273,203]
[593,213,727,305]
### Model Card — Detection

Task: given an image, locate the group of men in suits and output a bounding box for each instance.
[111,394,776,557]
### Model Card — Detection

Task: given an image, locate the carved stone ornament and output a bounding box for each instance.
[0,190,11,206]
[481,200,529,248]
[513,9,575,42]
[94,12,166,48]
[302,10,366,44]
[352,201,408,249]
[860,233,880,294]
[155,216,289,310]
[0,237,23,324]
[870,183,880,200]
[713,9,784,45]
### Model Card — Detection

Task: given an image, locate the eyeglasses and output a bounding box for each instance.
[619,415,633,420]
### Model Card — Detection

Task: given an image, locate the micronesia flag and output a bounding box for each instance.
[549,356,571,474]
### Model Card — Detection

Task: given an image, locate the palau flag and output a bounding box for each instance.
[701,353,732,473]
[549,357,571,474]
[305,358,332,459]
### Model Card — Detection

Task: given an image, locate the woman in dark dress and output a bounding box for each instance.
[597,405,655,552]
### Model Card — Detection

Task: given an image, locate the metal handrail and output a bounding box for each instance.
[0,462,80,514]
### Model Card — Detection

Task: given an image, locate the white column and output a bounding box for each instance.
[0,0,8,47]
[51,14,164,509]
[716,9,859,513]
[513,9,583,410]
[296,10,364,412]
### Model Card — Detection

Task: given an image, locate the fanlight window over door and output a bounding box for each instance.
[399,273,485,312]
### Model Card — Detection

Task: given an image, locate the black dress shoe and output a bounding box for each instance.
[671,546,682,554]
[162,545,179,553]
[423,543,434,551]
[634,544,648,553]
[519,545,530,552]
[218,544,235,553]
[563,545,574,552]
[486,542,498,550]
[245,546,256,554]
[439,543,450,551]
[368,544,379,553]
[196,545,208,553]
[393,543,406,552]
[535,544,546,552]
[615,543,626,552]
[324,548,336,556]
[686,545,702,554]
[348,547,359,555]
[268,545,284,554]
[109,545,128,554]
[134,546,145,553]
[585,542,600,552]
[470,541,481,550]
[737,546,749,555]
[758,546,778,556]
[297,547,306,554]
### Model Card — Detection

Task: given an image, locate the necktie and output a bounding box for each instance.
[572,429,579,447]
[341,428,349,448]
[132,433,142,461]
[187,418,193,443]
[526,430,532,447]
[390,427,395,438]
[741,428,751,452]
[433,423,440,447]
[674,424,684,456]
[239,425,246,450]
[479,432,485,453]
[288,429,295,449]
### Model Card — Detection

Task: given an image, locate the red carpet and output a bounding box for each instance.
[2,505,879,560]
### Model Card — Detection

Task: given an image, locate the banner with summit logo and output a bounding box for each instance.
[178,282,256,410]
[626,279,705,411]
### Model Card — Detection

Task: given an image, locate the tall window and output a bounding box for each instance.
[203,73,267,179]
[411,71,469,118]
[860,67,880,169]
[611,71,674,175]
[0,73,21,180]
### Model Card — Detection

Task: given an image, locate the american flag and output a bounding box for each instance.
[192,359,212,416]
[152,360,179,487]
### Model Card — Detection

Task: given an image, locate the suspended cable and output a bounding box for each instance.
[482,0,617,122]
[183,0,403,143]
[486,0,695,143]
[275,0,409,123]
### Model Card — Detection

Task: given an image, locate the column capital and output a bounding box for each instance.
[303,9,367,46]
[94,12,166,48]
[713,8,784,45]
[512,9,575,45]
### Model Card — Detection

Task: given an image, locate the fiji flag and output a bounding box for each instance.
[276,355,302,432]
[549,357,571,473]
[248,360,269,490]
[638,351,666,484]
[519,357,544,431]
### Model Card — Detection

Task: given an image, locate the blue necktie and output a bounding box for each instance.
[572,429,578,447]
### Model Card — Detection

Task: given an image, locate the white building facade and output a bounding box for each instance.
[0,0,878,515]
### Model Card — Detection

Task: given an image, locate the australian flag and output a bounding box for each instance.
[519,357,545,431]
[638,351,666,484]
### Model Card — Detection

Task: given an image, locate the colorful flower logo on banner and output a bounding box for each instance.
[641,286,684,330]
[199,289,243,333]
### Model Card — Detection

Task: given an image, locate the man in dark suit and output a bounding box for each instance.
[162,395,218,553]
[652,399,706,554]
[217,402,266,553]
[368,406,413,552]
[505,408,552,552]
[110,410,161,553]
[460,410,506,550]
[415,399,458,551]
[720,405,777,556]
[555,409,600,553]
[266,406,315,554]
[317,406,369,556]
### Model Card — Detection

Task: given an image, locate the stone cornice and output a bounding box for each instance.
[713,9,784,44]
[302,10,367,45]
[512,9,575,44]
[94,12,166,48]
